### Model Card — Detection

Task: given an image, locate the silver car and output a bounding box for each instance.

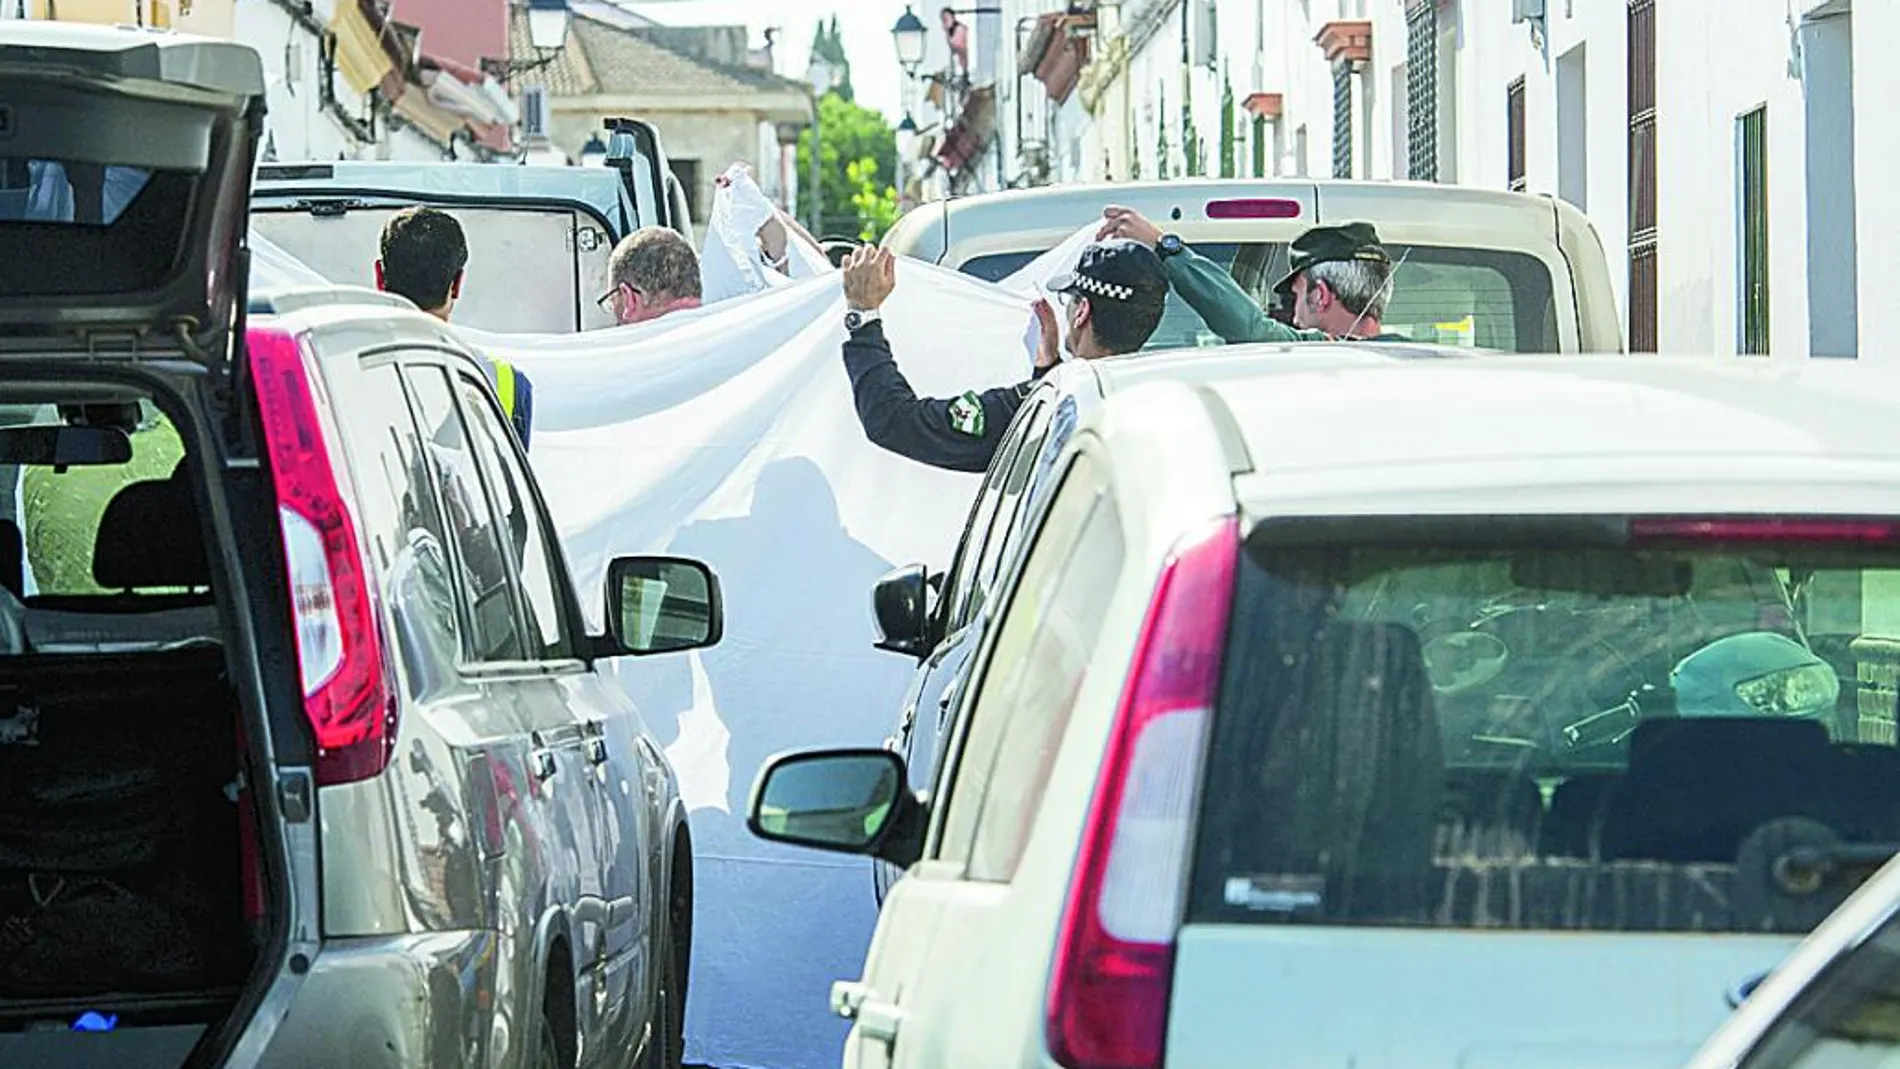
[0,22,708,1069]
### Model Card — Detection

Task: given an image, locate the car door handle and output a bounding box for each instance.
[857,1000,904,1044]
[578,721,609,765]
[831,980,869,1019]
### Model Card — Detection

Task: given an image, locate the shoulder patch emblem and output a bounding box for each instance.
[946,391,986,438]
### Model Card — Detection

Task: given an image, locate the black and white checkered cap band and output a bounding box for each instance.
[1068,272,1136,302]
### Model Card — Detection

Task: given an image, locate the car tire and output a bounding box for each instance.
[531,1006,563,1069]
[645,893,687,1069]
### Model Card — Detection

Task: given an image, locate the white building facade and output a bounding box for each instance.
[982,0,1892,360]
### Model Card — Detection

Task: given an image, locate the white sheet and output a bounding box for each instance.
[252,209,1094,1069]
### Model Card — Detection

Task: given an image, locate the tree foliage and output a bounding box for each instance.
[796,89,899,241]
[808,17,855,102]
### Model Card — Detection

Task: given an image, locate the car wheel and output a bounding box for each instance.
[531,1007,562,1069]
[645,894,687,1069]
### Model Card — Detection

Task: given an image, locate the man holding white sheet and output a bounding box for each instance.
[838,238,1169,473]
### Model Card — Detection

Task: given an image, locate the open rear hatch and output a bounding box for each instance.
[0,20,261,370]
[0,22,275,1069]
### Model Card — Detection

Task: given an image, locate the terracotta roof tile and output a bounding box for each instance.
[508,5,807,99]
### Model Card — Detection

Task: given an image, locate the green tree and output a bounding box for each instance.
[808,16,855,102]
[796,90,899,240]
[1218,64,1238,178]
[848,159,898,242]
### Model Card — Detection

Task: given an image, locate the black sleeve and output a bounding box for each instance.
[841,321,1028,474]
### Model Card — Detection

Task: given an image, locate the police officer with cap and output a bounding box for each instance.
[1097,206,1408,345]
[839,238,1170,473]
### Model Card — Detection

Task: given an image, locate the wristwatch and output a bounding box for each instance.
[1156,233,1186,259]
[845,307,882,332]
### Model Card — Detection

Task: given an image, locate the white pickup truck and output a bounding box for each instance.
[250,117,692,334]
[882,178,1624,353]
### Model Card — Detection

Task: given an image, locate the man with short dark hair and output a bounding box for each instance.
[838,239,1169,473]
[374,206,536,451]
[602,227,704,325]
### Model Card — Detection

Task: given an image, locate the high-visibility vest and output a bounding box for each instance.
[489,359,519,420]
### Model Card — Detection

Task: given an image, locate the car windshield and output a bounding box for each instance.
[962,238,1559,352]
[1189,534,1900,936]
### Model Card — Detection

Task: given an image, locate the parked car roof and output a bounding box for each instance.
[1083,348,1900,517]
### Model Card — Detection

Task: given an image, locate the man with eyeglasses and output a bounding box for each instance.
[838,238,1170,473]
[599,227,704,326]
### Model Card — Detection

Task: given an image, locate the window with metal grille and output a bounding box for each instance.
[1507,77,1527,192]
[1628,0,1657,352]
[1737,106,1769,356]
[1406,1,1437,181]
[1333,62,1353,179]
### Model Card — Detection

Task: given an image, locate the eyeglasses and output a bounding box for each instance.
[597,283,640,313]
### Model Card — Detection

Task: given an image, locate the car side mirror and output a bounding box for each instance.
[603,556,724,656]
[747,748,922,863]
[872,564,932,659]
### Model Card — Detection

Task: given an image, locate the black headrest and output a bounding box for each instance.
[0,518,20,597]
[92,467,211,591]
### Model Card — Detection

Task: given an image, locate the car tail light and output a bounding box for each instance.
[1204,197,1303,220]
[1046,516,1239,1069]
[247,326,396,787]
[1629,517,1900,543]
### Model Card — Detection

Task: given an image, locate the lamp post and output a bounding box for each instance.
[805,55,836,233]
[891,6,927,77]
[525,0,570,51]
[488,0,571,82]
[895,113,918,193]
[579,134,608,167]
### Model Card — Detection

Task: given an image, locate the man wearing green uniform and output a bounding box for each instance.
[1096,205,1409,344]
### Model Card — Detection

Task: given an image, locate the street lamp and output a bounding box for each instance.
[891,6,928,75]
[804,56,838,233]
[579,134,608,167]
[895,114,918,159]
[526,0,571,52]
[487,0,571,82]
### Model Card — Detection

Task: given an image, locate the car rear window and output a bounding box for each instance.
[1187,533,1900,935]
[0,156,189,296]
[962,240,1560,353]
[961,244,1245,353]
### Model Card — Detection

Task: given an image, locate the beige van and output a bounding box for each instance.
[881,179,1624,353]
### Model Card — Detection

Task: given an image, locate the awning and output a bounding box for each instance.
[1017,14,1060,76]
[1243,92,1284,120]
[934,85,996,174]
[1018,12,1094,106]
[329,0,397,96]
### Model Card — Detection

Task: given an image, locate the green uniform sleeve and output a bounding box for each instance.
[1163,246,1327,344]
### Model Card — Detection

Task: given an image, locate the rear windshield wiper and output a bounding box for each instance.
[293,198,368,218]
